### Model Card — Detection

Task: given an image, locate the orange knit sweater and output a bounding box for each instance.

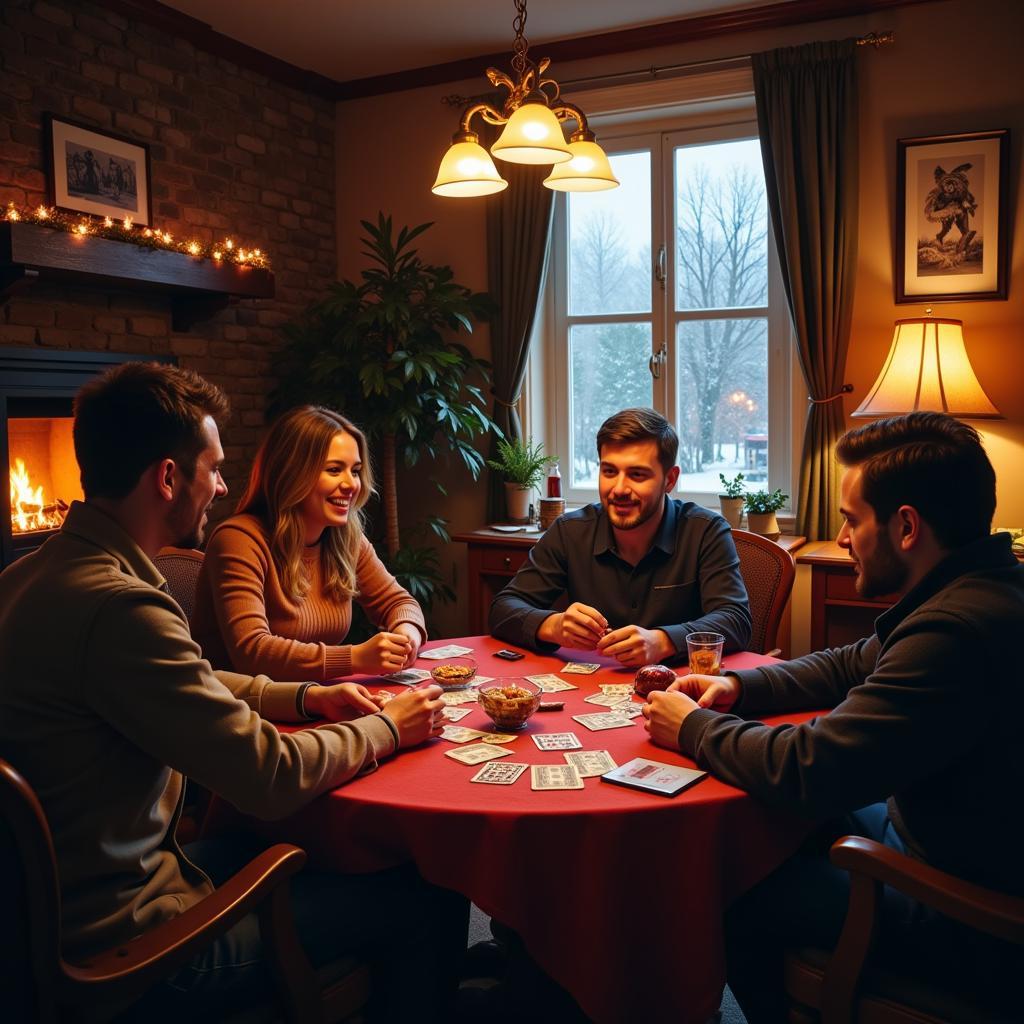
[192,513,426,681]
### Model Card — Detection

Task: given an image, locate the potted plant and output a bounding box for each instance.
[743,488,788,539]
[487,437,554,522]
[718,472,745,530]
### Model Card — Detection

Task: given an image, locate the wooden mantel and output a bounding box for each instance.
[0,221,275,331]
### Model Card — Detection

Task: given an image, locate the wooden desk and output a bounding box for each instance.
[796,541,895,651]
[454,527,806,639]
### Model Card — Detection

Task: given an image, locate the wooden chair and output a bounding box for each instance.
[0,757,370,1023]
[733,529,796,656]
[154,547,205,624]
[785,836,1024,1024]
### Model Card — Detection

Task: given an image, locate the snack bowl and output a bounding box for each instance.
[476,678,542,731]
[430,656,477,691]
[633,663,677,698]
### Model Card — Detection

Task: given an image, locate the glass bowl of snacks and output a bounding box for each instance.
[430,656,477,690]
[476,678,542,731]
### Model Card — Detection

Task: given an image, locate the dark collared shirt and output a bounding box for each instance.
[489,498,751,657]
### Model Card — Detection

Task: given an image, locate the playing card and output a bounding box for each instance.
[440,690,478,706]
[440,725,490,744]
[442,706,473,722]
[385,668,432,685]
[584,692,633,708]
[599,684,635,696]
[419,644,474,660]
[531,732,582,751]
[444,743,514,765]
[472,675,495,685]
[562,662,601,675]
[531,764,584,790]
[525,673,577,692]
[470,762,529,785]
[564,750,618,778]
[613,702,644,719]
[479,732,519,745]
[572,712,635,732]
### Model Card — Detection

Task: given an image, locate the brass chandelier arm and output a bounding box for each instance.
[549,102,589,137]
[457,102,509,136]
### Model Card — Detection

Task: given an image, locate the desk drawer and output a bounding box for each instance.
[825,568,860,601]
[480,547,529,574]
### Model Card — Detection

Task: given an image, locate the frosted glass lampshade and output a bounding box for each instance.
[491,103,572,165]
[543,138,619,192]
[852,318,1000,418]
[432,140,508,198]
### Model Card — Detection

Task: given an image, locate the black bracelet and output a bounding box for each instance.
[296,682,316,720]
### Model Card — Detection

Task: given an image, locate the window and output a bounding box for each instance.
[539,116,796,510]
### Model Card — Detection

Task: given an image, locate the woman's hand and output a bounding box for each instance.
[381,684,445,747]
[393,622,423,668]
[351,631,413,675]
[303,682,380,719]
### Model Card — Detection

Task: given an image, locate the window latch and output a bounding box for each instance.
[648,340,667,380]
[654,244,667,291]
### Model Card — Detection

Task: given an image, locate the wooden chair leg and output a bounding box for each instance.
[257,880,324,1024]
[820,872,881,1024]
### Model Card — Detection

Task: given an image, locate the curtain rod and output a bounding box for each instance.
[443,31,893,108]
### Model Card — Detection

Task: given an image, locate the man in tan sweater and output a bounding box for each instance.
[0,362,465,1021]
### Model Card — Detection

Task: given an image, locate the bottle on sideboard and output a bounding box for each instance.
[546,460,562,498]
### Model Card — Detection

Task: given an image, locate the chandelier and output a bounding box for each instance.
[431,0,619,198]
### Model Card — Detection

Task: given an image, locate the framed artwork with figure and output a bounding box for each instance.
[895,129,1009,303]
[44,114,152,226]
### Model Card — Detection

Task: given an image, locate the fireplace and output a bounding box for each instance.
[1,348,173,568]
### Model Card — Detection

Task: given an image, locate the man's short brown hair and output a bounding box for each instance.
[596,408,679,474]
[73,362,229,500]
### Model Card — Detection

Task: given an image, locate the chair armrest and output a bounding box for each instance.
[63,844,307,993]
[830,836,1024,944]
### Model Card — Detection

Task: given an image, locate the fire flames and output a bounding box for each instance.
[9,458,68,534]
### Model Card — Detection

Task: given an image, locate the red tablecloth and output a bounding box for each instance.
[213,636,817,1024]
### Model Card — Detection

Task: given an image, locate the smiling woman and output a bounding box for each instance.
[191,406,427,686]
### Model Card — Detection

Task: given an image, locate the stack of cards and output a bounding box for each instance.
[441,725,517,745]
[562,662,600,675]
[419,644,474,660]
[444,744,514,765]
[525,673,577,693]
[572,711,635,732]
[385,668,431,685]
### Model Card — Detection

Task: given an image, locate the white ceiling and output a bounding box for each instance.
[159,0,796,85]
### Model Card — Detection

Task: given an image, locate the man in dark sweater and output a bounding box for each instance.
[644,411,1022,1021]
[490,408,751,665]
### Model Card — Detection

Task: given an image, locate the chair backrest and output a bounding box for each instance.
[154,547,205,623]
[732,529,796,655]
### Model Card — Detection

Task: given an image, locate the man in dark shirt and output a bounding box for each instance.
[489,408,751,666]
[644,411,1022,1021]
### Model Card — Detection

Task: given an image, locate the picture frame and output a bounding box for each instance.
[895,129,1009,303]
[44,113,152,226]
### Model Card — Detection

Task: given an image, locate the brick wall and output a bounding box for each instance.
[0,0,336,506]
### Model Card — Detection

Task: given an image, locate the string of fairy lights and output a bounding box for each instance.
[3,201,270,270]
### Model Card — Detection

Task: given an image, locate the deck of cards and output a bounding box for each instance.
[562,662,601,675]
[572,711,635,732]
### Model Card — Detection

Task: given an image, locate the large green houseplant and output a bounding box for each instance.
[272,213,496,608]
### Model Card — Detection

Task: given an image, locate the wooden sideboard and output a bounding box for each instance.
[796,541,896,652]
[454,527,805,641]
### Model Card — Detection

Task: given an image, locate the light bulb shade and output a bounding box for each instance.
[543,139,620,192]
[432,140,508,198]
[852,318,1000,418]
[491,103,572,165]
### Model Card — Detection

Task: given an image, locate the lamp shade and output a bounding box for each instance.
[491,102,572,165]
[851,318,1000,418]
[431,140,508,198]
[543,138,620,192]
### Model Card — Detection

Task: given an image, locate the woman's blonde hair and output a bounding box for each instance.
[236,406,374,602]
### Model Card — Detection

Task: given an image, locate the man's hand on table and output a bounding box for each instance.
[668,672,741,711]
[538,602,608,649]
[381,684,445,747]
[351,630,413,674]
[305,682,381,718]
[597,625,673,667]
[642,672,742,749]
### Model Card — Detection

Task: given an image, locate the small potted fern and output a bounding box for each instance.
[487,437,554,522]
[743,488,788,540]
[718,472,745,530]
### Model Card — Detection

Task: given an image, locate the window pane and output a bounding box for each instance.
[568,151,651,316]
[569,323,652,487]
[675,318,768,493]
[675,138,768,311]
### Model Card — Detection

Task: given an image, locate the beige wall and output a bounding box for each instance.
[338,0,1024,639]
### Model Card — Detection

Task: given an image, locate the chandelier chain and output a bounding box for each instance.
[511,0,531,77]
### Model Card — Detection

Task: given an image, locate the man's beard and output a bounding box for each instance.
[605,495,661,531]
[855,526,908,599]
[169,492,208,549]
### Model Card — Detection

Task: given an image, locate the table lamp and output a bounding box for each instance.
[851,316,1000,418]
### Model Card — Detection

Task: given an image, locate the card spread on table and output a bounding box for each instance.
[562,662,601,675]
[473,675,495,685]
[471,762,528,785]
[531,764,584,790]
[442,706,474,722]
[584,692,633,708]
[440,725,490,744]
[564,750,618,778]
[419,645,474,660]
[613,703,644,719]
[531,731,582,751]
[601,757,707,797]
[444,743,514,765]
[599,684,635,696]
[385,668,431,685]
[440,690,478,706]
[572,711,635,732]
[525,673,577,692]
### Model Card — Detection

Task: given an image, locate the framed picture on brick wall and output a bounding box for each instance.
[44,114,152,226]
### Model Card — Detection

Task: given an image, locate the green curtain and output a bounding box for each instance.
[752,40,858,540]
[484,161,555,522]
